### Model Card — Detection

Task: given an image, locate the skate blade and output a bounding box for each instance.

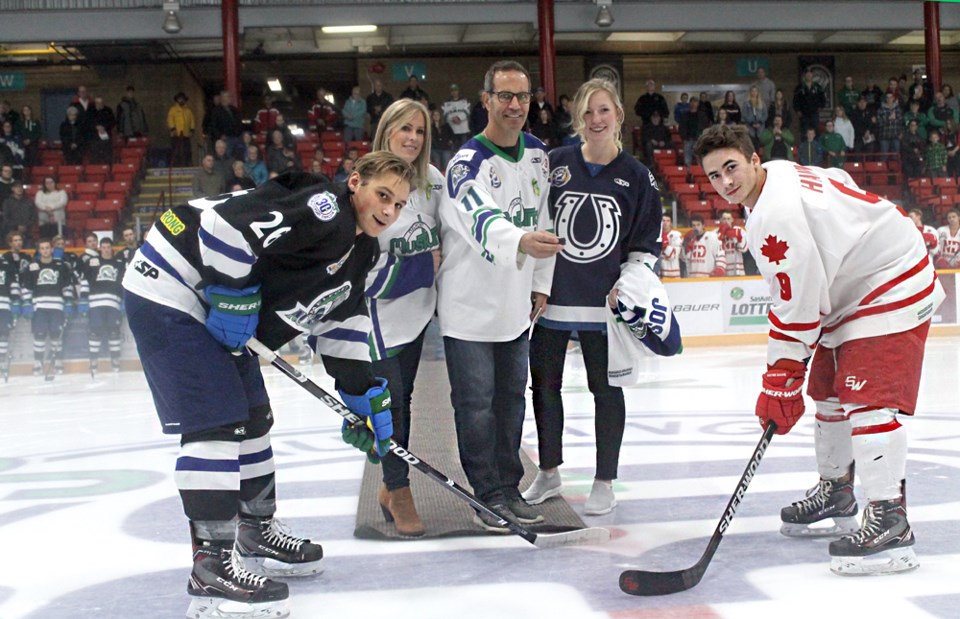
[239,555,324,578]
[186,596,290,619]
[780,516,859,538]
[830,546,919,576]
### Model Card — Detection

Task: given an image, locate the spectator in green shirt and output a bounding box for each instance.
[819,120,847,168]
[925,129,948,177]
[837,76,861,118]
[903,99,928,141]
[759,114,795,161]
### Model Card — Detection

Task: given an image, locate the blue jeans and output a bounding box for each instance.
[444,334,528,503]
[880,139,900,160]
[344,126,365,143]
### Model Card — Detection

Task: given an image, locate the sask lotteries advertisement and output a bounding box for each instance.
[722,279,773,333]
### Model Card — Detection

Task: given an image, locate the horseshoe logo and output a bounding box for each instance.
[553,191,621,264]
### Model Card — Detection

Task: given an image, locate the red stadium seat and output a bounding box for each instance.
[75,182,103,201]
[84,164,110,183]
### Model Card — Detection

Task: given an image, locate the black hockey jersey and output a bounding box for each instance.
[78,255,125,310]
[21,259,75,311]
[0,252,21,311]
[543,146,663,330]
[123,173,380,355]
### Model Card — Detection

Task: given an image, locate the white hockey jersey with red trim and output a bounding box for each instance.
[660,229,682,278]
[936,225,960,268]
[682,230,724,277]
[747,161,944,366]
[721,225,748,276]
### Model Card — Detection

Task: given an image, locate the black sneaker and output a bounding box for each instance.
[505,496,544,524]
[829,497,918,575]
[235,517,324,577]
[472,502,518,533]
[780,468,858,537]
[187,544,289,618]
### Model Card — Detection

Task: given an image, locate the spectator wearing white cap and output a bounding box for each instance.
[442,83,472,150]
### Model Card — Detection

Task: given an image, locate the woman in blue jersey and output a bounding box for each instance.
[366,98,443,537]
[524,79,664,515]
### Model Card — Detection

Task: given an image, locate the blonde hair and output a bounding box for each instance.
[571,78,624,150]
[373,99,431,190]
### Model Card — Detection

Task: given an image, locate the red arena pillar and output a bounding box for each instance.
[537,0,557,107]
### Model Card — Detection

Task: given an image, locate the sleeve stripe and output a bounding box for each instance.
[472,208,503,249]
[141,241,191,289]
[367,254,396,296]
[198,226,256,266]
[822,277,938,334]
[767,311,820,331]
[768,329,804,343]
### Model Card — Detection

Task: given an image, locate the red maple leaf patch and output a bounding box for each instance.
[760,234,789,265]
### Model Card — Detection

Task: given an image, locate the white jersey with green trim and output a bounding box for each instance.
[438,133,555,341]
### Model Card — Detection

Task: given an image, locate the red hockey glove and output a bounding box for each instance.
[717,222,730,238]
[683,231,696,254]
[935,257,950,269]
[726,227,742,242]
[922,232,938,250]
[711,266,726,277]
[756,359,807,435]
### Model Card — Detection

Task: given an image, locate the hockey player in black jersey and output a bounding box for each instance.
[20,238,75,378]
[77,237,125,376]
[0,243,21,381]
[122,151,416,619]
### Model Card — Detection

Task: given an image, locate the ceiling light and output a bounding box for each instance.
[321,25,378,34]
[162,1,182,34]
[267,78,282,92]
[595,4,614,28]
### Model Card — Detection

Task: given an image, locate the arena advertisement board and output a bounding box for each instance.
[932,272,957,325]
[722,279,772,333]
[664,280,724,336]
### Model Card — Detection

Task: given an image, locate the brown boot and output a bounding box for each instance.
[378,484,425,538]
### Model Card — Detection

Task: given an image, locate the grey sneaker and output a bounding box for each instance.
[472,502,517,533]
[521,470,563,505]
[584,480,617,516]
[505,496,544,524]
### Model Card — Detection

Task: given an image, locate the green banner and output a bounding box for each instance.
[0,73,25,92]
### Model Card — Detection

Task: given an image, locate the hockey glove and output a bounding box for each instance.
[10,300,20,318]
[203,284,262,352]
[726,227,743,242]
[717,221,730,238]
[756,359,807,435]
[77,299,89,316]
[339,378,393,459]
[683,231,696,255]
[21,302,33,319]
[922,231,938,250]
[63,300,75,317]
[935,257,950,270]
[341,419,380,464]
[711,266,726,277]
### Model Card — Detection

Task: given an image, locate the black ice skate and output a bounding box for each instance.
[111,357,121,372]
[89,358,98,379]
[780,468,859,537]
[828,497,918,576]
[187,544,289,619]
[235,516,324,577]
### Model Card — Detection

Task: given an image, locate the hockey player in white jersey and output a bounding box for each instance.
[696,124,943,576]
[717,209,748,276]
[660,214,682,278]
[681,213,725,277]
[935,207,960,269]
[908,208,940,262]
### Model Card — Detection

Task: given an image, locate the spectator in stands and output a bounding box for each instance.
[208,90,244,160]
[89,96,116,141]
[716,107,735,127]
[878,91,904,160]
[117,226,140,264]
[226,159,256,191]
[311,87,341,134]
[766,88,792,130]
[680,98,709,167]
[673,92,690,125]
[200,92,220,154]
[529,107,558,151]
[837,76,860,118]
[925,129,948,178]
[0,121,24,170]
[272,114,296,150]
[719,90,742,125]
[942,84,959,119]
[643,111,671,164]
[253,95,278,134]
[342,86,367,143]
[698,91,715,125]
[906,82,929,115]
[903,99,928,141]
[0,101,20,129]
[243,144,269,186]
[87,120,113,165]
[794,69,827,133]
[3,183,35,245]
[429,107,454,169]
[334,155,354,182]
[901,119,926,179]
[944,118,960,177]
[742,85,767,148]
[34,176,67,240]
[850,96,877,151]
[211,139,234,181]
[265,129,296,175]
[527,86,554,130]
[798,127,825,166]
[400,75,428,102]
[681,213,725,277]
[18,105,41,167]
[60,106,86,165]
[634,79,669,126]
[0,164,15,206]
[192,154,225,199]
[753,67,777,112]
[759,114,795,162]
[926,90,958,138]
[862,81,885,114]
[71,85,92,119]
[443,84,472,151]
[819,120,846,168]
[116,85,148,141]
[860,128,880,160]
[833,106,855,153]
[367,78,394,138]
[167,92,195,167]
[886,76,906,109]
[470,88,488,134]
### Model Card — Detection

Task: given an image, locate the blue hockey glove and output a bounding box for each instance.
[10,301,20,318]
[21,302,33,319]
[203,284,262,352]
[77,299,89,316]
[63,300,75,316]
[339,378,393,460]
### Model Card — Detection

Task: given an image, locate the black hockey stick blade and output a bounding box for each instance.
[247,337,609,550]
[619,423,776,595]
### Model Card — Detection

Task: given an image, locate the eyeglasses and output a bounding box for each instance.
[489,90,532,104]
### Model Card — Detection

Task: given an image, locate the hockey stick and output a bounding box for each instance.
[246,337,610,549]
[619,422,776,595]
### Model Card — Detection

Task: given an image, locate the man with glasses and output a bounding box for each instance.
[438,60,564,532]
